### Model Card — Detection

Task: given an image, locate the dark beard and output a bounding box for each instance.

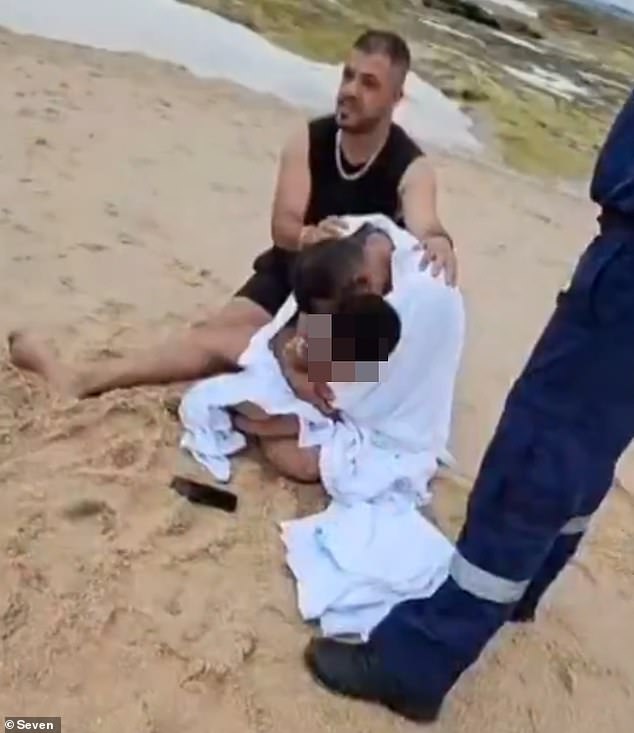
[335,109,382,135]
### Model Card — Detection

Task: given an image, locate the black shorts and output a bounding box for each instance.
[234,247,298,316]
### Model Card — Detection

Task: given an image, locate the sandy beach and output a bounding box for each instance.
[1,25,633,733]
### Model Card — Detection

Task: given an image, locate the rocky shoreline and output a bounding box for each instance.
[182,0,633,179]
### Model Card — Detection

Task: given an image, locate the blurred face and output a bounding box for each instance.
[302,314,382,384]
[335,49,404,134]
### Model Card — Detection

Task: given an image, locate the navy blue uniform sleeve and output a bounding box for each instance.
[590,88,634,215]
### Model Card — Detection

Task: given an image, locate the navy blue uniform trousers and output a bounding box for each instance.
[370,211,634,706]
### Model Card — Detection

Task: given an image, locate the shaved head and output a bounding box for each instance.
[336,29,412,133]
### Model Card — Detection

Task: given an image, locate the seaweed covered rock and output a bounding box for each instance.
[422,0,500,29]
[542,6,599,36]
[421,0,543,39]
[501,18,543,41]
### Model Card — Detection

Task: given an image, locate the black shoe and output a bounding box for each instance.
[304,638,441,723]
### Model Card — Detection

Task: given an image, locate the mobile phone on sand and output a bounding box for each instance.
[170,476,238,513]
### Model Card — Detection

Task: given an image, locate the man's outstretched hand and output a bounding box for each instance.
[420,234,457,286]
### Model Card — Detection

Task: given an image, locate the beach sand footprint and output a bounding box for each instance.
[76,241,108,253]
[61,497,117,535]
[117,231,144,247]
[0,592,29,641]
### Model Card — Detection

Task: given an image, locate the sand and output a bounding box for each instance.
[0,25,633,733]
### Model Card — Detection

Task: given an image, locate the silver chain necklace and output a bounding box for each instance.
[335,129,383,182]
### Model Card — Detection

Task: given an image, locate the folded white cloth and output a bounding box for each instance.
[281,501,454,638]
[179,214,464,638]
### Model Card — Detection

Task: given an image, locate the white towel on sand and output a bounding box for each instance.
[179,214,464,638]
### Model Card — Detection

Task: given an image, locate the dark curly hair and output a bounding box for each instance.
[292,224,376,314]
[331,292,401,362]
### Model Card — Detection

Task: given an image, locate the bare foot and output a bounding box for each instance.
[8,329,81,397]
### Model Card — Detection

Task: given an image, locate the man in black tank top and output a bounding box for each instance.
[8,30,454,401]
[256,29,456,314]
[303,115,420,228]
[255,30,456,408]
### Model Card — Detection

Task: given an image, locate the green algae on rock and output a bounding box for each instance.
[480,79,608,178]
[180,0,630,180]
[180,0,400,61]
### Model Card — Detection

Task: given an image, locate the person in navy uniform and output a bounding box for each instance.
[305,88,634,723]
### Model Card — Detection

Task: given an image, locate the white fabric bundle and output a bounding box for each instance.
[179,214,464,638]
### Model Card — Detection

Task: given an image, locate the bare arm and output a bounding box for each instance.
[271,322,335,415]
[233,413,299,438]
[399,157,457,285]
[271,324,308,395]
[272,325,297,375]
[399,157,451,243]
[270,124,311,250]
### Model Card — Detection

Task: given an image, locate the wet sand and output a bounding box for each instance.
[0,26,633,733]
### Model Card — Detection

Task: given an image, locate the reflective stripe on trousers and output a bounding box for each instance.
[450,513,592,604]
[560,514,592,535]
[450,553,529,604]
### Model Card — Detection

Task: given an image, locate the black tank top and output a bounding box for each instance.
[304,115,423,227]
